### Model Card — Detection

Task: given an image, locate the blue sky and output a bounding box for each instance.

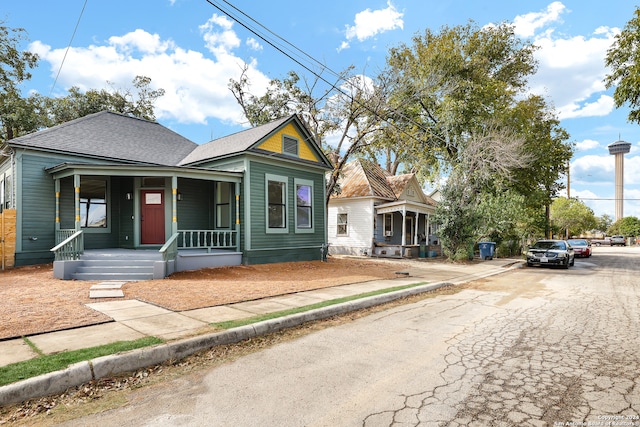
[3,0,640,219]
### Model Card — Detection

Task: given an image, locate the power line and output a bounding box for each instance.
[202,0,446,149]
[50,0,89,96]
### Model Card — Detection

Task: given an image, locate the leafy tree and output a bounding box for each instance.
[604,7,640,123]
[595,214,613,234]
[45,75,165,125]
[0,22,39,142]
[434,125,532,260]
[549,197,597,238]
[607,216,640,237]
[384,21,538,172]
[387,21,570,257]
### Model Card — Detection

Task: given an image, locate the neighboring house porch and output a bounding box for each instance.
[328,160,440,259]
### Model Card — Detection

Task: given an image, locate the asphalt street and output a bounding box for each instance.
[57,247,640,426]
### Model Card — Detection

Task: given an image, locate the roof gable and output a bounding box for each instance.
[8,111,197,166]
[332,159,435,207]
[179,115,331,168]
[332,159,396,199]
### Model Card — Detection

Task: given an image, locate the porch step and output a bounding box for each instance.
[73,265,155,281]
[72,251,160,281]
[76,272,154,281]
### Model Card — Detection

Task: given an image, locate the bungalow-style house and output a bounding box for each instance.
[327,159,439,258]
[0,111,332,280]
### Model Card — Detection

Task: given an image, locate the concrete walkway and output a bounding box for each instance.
[0,258,523,406]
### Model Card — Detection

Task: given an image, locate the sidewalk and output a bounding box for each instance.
[0,258,523,406]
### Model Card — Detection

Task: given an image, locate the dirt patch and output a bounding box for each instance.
[0,256,413,340]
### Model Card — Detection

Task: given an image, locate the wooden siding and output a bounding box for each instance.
[256,123,319,163]
[245,160,326,263]
[327,198,374,255]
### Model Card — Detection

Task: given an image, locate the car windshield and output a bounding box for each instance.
[568,239,587,246]
[532,241,566,250]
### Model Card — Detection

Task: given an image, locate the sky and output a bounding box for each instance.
[3,0,640,220]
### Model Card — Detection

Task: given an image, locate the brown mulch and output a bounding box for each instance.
[0,256,413,341]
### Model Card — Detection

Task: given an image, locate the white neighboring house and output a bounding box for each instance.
[328,159,440,258]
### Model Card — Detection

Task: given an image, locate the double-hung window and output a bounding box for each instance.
[337,213,348,236]
[295,178,313,232]
[266,174,288,232]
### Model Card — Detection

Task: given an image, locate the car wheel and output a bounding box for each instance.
[527,262,533,267]
[570,257,575,267]
[562,258,570,269]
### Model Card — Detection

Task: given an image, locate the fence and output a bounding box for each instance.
[1,209,16,269]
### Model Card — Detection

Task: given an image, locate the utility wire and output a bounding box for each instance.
[203,0,446,149]
[50,0,89,96]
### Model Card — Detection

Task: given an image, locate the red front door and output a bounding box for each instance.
[141,190,165,244]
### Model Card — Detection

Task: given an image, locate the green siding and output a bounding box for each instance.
[176,178,214,229]
[19,154,57,264]
[244,160,326,264]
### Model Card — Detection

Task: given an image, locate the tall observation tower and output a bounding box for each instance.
[608,139,632,221]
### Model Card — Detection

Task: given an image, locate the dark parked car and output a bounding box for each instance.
[567,239,591,258]
[526,239,575,269]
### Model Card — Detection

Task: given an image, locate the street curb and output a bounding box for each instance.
[0,262,522,407]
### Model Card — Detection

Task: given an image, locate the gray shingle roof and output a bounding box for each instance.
[8,111,198,166]
[179,116,290,166]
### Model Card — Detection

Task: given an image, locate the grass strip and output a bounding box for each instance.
[213,282,429,330]
[0,337,163,387]
[23,338,44,357]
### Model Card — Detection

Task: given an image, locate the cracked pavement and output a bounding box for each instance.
[58,247,640,427]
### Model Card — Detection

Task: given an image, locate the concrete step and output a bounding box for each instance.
[76,259,159,267]
[75,265,155,273]
[74,272,155,281]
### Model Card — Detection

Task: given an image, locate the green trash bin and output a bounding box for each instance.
[419,244,426,258]
[478,242,496,260]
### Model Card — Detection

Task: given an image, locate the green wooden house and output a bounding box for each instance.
[0,111,332,280]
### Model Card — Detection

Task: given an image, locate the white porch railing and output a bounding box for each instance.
[51,230,84,261]
[178,229,237,251]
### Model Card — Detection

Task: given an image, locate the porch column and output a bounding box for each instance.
[171,175,178,236]
[401,207,407,247]
[234,181,240,252]
[74,174,80,231]
[54,179,60,231]
[414,212,419,245]
[426,214,431,242]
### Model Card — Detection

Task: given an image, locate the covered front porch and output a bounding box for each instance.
[372,200,440,259]
[47,163,244,279]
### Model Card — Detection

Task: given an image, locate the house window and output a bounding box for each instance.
[1,173,11,209]
[266,174,288,232]
[215,182,232,228]
[384,213,393,237]
[80,177,107,228]
[283,135,299,157]
[295,179,313,232]
[337,213,348,236]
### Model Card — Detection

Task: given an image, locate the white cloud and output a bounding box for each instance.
[339,1,403,51]
[523,5,620,120]
[199,14,241,56]
[575,139,601,151]
[513,1,567,38]
[29,15,271,128]
[246,38,263,51]
[559,94,615,119]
